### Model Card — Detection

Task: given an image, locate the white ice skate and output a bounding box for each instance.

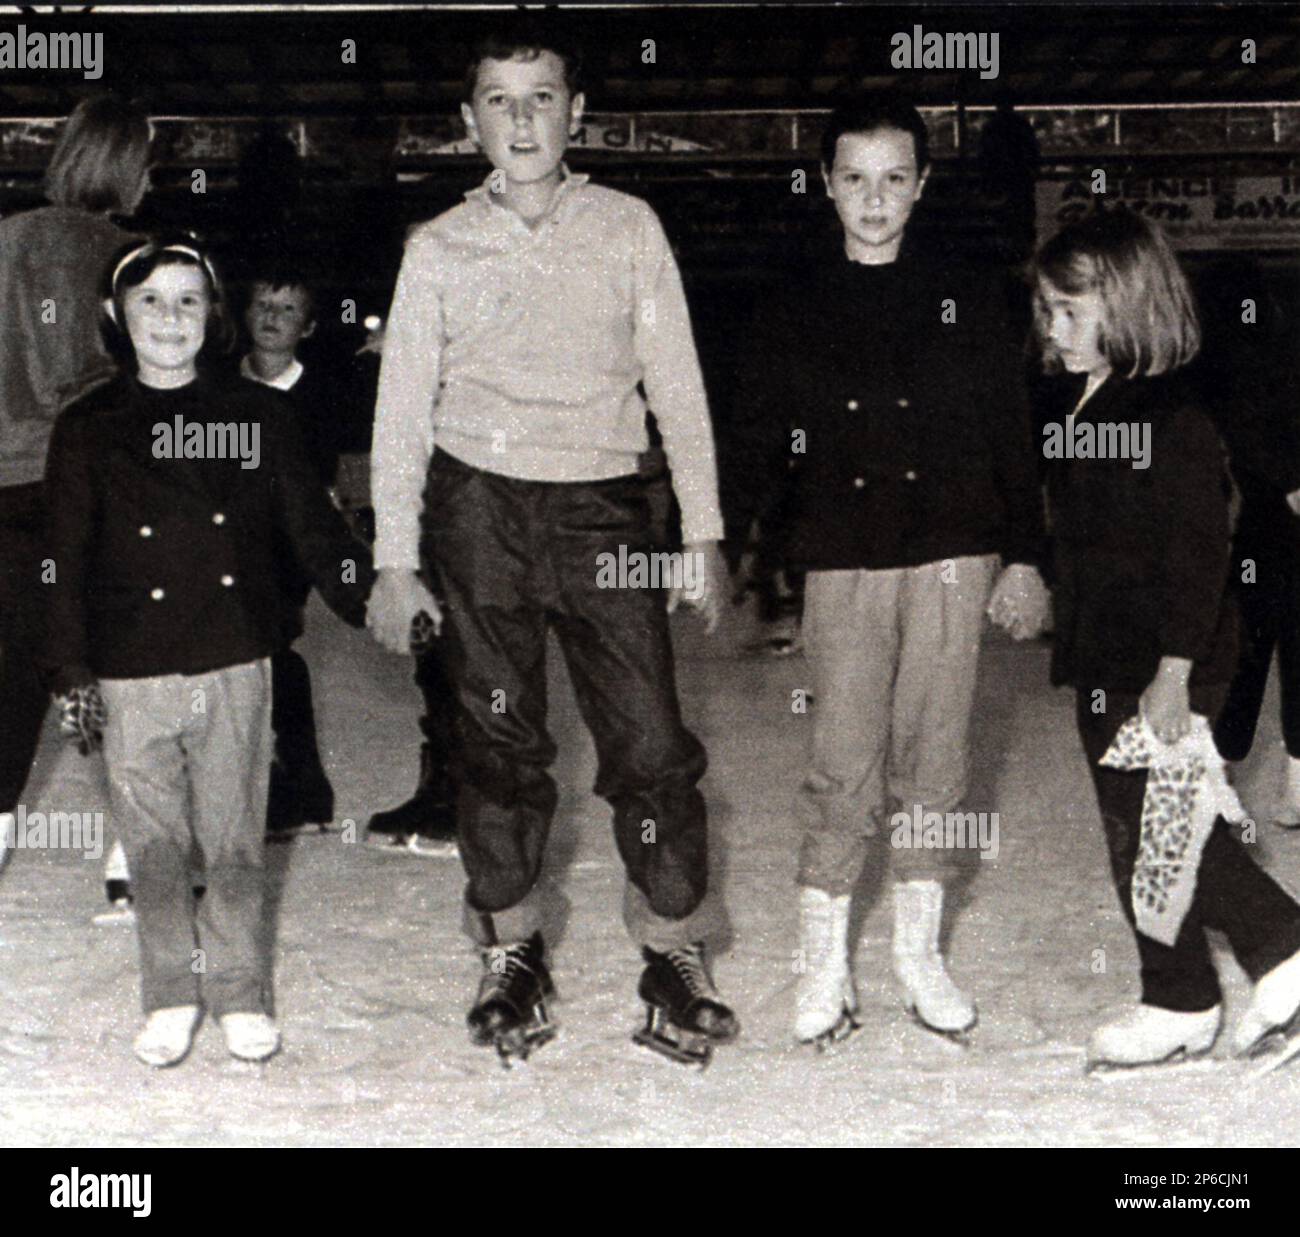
[794,888,860,1048]
[220,1012,282,1063]
[1086,1003,1220,1072]
[891,879,977,1040]
[133,1005,201,1068]
[1232,947,1300,1058]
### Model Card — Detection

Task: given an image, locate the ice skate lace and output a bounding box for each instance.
[482,943,537,998]
[666,946,713,999]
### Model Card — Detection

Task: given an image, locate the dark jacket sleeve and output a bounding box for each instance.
[41,408,99,692]
[977,277,1046,569]
[719,295,800,569]
[267,398,376,627]
[1154,403,1234,662]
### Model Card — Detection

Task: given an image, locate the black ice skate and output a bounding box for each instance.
[365,743,457,859]
[467,932,555,1068]
[633,943,739,1067]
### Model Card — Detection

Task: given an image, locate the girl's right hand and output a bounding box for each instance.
[1139,659,1193,745]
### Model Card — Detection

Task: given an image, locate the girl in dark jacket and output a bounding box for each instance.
[1035,210,1300,1070]
[43,236,374,1067]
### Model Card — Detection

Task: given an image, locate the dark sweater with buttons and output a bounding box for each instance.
[722,245,1044,573]
[42,370,375,688]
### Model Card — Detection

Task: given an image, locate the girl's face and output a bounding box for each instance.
[823,128,928,265]
[1038,280,1110,378]
[122,263,210,388]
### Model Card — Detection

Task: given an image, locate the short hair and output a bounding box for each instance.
[244,264,317,325]
[102,233,235,366]
[44,94,151,214]
[1032,208,1201,378]
[820,93,931,174]
[463,15,583,102]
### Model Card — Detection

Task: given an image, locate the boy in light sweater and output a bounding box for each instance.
[366,18,736,1065]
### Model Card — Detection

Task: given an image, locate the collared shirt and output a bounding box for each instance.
[241,353,304,392]
[371,170,723,570]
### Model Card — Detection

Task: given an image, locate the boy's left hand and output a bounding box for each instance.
[669,541,724,634]
[987,563,1050,641]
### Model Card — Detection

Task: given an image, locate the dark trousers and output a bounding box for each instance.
[413,638,455,788]
[420,451,716,951]
[1214,506,1300,761]
[0,483,49,814]
[1076,686,1300,1012]
[270,644,324,775]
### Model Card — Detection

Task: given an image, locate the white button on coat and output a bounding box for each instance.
[150,588,164,600]
[139,526,152,537]
[221,575,234,587]
[212,512,226,525]
[846,399,859,411]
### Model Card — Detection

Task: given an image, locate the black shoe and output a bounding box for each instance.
[467,931,555,1065]
[634,943,738,1065]
[366,743,457,856]
[266,757,334,838]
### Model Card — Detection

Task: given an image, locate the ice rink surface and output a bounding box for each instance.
[3,591,1299,1147]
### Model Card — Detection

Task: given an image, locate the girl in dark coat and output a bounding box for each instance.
[1035,210,1300,1070]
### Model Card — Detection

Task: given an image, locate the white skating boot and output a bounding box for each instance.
[891,879,976,1038]
[1275,756,1300,829]
[1232,947,1300,1056]
[793,887,859,1046]
[1088,1004,1221,1070]
[220,1012,282,1062]
[133,1005,201,1068]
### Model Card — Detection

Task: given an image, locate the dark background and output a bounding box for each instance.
[1,2,1297,439]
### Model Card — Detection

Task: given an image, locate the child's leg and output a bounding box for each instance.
[887,554,997,880]
[1275,553,1300,765]
[98,676,200,1013]
[422,457,558,945]
[551,573,711,948]
[1076,690,1221,1011]
[185,659,273,1016]
[794,568,900,897]
[1213,530,1281,762]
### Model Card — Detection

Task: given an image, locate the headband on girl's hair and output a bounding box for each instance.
[110,242,217,295]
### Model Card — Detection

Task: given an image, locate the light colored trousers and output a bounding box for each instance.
[797,555,997,894]
[100,659,272,1016]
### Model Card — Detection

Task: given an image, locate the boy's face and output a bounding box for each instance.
[1038,280,1109,378]
[822,128,928,263]
[461,50,584,188]
[246,282,315,354]
[121,263,210,378]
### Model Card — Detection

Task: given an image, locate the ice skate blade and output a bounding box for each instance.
[93,903,135,927]
[799,1006,862,1053]
[633,1005,715,1067]
[633,1026,712,1067]
[906,1003,976,1047]
[1248,1031,1300,1079]
[492,1022,556,1070]
[1238,1007,1300,1061]
[1085,1044,1211,1076]
[471,1002,555,1068]
[365,833,458,859]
